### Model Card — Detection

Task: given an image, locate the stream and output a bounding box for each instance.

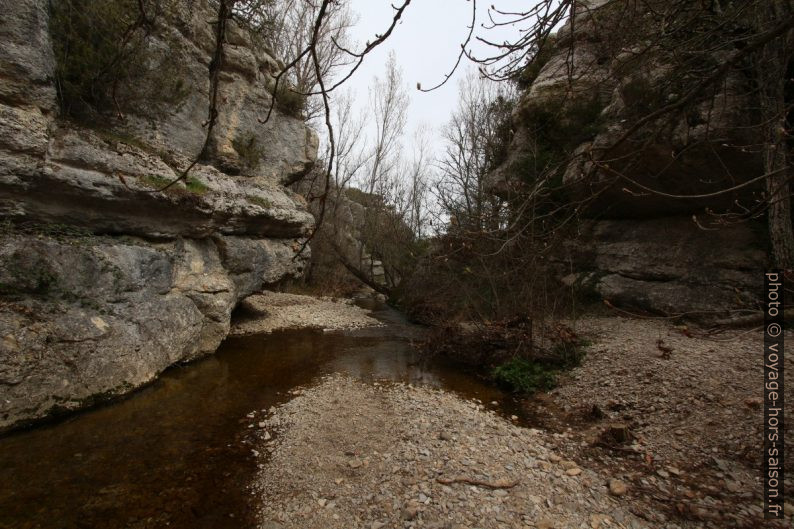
[0,302,525,529]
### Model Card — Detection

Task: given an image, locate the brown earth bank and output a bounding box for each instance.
[248,316,793,529]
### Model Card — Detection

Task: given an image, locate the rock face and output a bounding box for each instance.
[492,0,766,315]
[560,218,765,316]
[0,0,316,431]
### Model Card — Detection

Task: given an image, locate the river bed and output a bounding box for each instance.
[0,303,524,529]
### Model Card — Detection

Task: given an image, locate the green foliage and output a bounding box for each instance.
[139,174,208,195]
[492,357,558,394]
[483,95,516,173]
[232,132,265,170]
[619,76,666,119]
[50,0,190,119]
[512,95,604,186]
[50,0,151,117]
[491,337,587,394]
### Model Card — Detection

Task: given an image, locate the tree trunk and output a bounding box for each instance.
[758,0,794,269]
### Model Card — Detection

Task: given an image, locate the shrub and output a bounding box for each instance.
[50,0,153,118]
[492,357,558,394]
[273,83,306,118]
[50,0,192,120]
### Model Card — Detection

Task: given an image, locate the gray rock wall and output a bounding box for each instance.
[559,218,765,317]
[0,0,316,431]
[490,0,767,316]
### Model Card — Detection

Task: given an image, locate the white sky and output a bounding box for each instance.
[341,0,527,154]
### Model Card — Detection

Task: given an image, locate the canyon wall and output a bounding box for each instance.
[0,0,316,431]
[491,0,766,317]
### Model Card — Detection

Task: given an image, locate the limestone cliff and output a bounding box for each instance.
[0,0,317,431]
[492,0,766,317]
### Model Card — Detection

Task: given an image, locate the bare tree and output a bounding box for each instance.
[360,52,409,197]
[236,0,358,121]
[435,72,514,234]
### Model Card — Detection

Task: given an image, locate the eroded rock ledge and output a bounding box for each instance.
[0,0,317,432]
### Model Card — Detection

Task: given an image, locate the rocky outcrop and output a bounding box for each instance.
[559,217,765,316]
[0,0,316,431]
[492,0,766,315]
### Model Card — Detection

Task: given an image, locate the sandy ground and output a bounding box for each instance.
[230,291,381,335]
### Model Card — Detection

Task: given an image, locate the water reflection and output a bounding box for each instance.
[0,304,518,529]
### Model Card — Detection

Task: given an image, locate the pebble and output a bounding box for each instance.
[608,479,628,497]
[255,375,671,529]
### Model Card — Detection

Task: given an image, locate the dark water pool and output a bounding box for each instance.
[0,303,522,529]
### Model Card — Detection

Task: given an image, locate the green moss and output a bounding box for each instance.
[139,174,174,190]
[0,251,60,299]
[139,174,208,196]
[185,176,208,195]
[247,195,273,209]
[0,220,92,242]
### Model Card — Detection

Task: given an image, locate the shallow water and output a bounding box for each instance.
[0,303,522,529]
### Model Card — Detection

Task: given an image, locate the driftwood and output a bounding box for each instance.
[436,476,519,489]
[711,308,794,328]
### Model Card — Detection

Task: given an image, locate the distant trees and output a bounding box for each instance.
[295,55,432,295]
[435,73,514,235]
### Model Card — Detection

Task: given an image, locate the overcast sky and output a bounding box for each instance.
[341,0,526,155]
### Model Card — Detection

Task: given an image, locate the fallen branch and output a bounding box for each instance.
[436,476,519,489]
[711,308,794,328]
